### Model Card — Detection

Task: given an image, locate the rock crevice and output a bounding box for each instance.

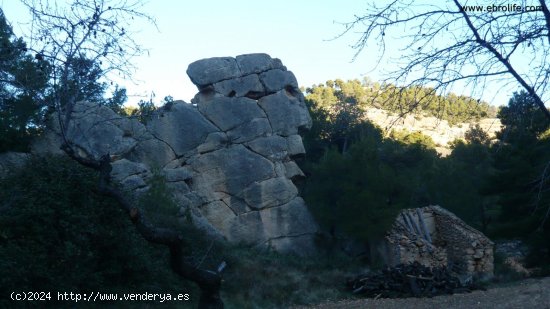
[32,53,317,255]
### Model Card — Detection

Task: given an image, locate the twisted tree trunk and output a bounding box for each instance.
[62,145,225,309]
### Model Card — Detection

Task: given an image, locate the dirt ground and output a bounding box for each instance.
[295,276,550,309]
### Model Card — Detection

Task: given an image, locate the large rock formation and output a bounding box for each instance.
[33,53,319,254]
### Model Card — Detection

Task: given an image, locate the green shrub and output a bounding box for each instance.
[0,155,196,307]
[221,246,362,308]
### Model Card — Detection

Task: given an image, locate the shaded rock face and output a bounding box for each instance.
[33,53,317,254]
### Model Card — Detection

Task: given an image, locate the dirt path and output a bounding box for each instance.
[295,277,550,309]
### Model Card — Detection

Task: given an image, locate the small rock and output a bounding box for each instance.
[474,249,484,259]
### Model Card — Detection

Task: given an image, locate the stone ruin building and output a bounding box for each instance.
[384,205,494,278]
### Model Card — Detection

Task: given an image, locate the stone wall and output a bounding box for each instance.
[384,206,494,278]
[29,53,319,255]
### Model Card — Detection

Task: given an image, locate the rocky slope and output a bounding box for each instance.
[364,108,502,155]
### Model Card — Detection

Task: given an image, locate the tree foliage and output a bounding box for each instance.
[12,0,153,143]
[484,92,550,264]
[341,0,550,121]
[4,2,226,307]
[302,90,549,266]
[0,9,49,152]
[305,79,497,126]
[439,138,495,232]
[20,0,153,100]
[389,129,437,149]
[51,55,128,112]
[464,124,490,145]
[497,90,550,142]
[302,114,440,244]
[0,1,140,153]
[0,156,196,306]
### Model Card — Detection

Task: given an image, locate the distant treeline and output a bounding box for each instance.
[304,79,499,125]
[300,89,550,270]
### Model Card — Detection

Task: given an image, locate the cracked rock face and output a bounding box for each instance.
[39,53,318,254]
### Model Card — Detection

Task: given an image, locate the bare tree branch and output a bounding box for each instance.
[452,0,550,120]
[20,1,225,307]
[341,0,550,121]
[20,0,157,125]
[539,0,550,44]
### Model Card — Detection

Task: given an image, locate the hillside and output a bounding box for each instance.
[305,79,503,155]
[364,107,502,155]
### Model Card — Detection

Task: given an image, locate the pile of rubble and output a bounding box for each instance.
[495,239,531,276]
[347,262,483,298]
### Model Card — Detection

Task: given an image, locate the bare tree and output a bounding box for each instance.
[19,1,225,307]
[340,0,550,121]
[20,0,153,126]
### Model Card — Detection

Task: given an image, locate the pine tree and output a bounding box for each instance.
[0,9,49,152]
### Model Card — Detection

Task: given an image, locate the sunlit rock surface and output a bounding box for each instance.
[33,53,318,254]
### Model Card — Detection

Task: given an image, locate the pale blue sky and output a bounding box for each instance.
[124,0,376,104]
[1,0,523,107]
[3,0,378,105]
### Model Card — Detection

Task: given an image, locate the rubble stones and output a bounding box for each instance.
[63,101,142,160]
[286,135,306,157]
[347,262,484,298]
[283,161,305,179]
[495,239,531,276]
[212,74,264,97]
[188,144,276,198]
[384,206,494,278]
[246,136,288,160]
